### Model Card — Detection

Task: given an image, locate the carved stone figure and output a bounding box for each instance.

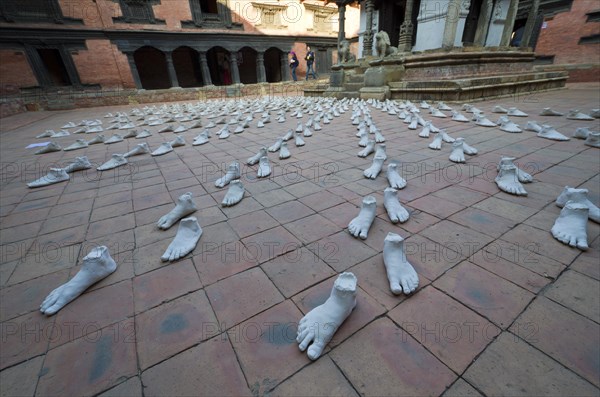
[338,40,356,63]
[375,31,399,58]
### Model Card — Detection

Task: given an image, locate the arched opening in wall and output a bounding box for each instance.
[462,0,483,45]
[238,47,258,84]
[206,46,231,85]
[173,46,203,87]
[264,47,282,83]
[37,48,71,86]
[134,46,170,89]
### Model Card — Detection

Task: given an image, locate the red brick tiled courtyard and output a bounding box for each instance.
[1,85,598,396]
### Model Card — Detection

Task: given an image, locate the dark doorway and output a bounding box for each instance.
[134,46,170,89]
[377,0,403,48]
[37,48,71,86]
[173,46,203,87]
[238,47,258,84]
[206,46,231,85]
[200,0,218,13]
[462,0,483,45]
[264,47,282,83]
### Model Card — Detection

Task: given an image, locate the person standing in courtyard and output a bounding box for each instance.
[290,50,299,81]
[305,45,318,80]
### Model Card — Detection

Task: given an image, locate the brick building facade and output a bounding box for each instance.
[0,0,360,92]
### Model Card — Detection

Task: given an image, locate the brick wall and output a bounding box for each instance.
[0,50,37,90]
[72,40,135,88]
[536,0,600,81]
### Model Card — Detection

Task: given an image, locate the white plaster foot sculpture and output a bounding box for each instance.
[556,186,600,223]
[540,108,563,116]
[573,127,590,139]
[161,216,203,262]
[348,196,377,239]
[537,125,570,141]
[383,233,419,294]
[36,130,55,138]
[374,130,385,143]
[585,132,600,148]
[551,202,589,250]
[35,142,62,155]
[384,188,409,223]
[64,139,89,151]
[257,156,271,178]
[358,140,375,157]
[295,132,305,147]
[215,161,241,188]
[498,157,532,183]
[88,134,105,145]
[40,246,116,315]
[374,144,387,160]
[456,137,477,155]
[151,142,173,156]
[247,147,267,165]
[157,192,198,230]
[441,130,455,143]
[283,129,294,141]
[97,154,128,171]
[363,155,385,179]
[222,180,245,207]
[123,143,150,158]
[136,129,152,139]
[105,134,124,144]
[64,156,92,173]
[268,138,283,152]
[496,164,527,196]
[358,131,369,147]
[279,142,291,159]
[27,168,70,188]
[219,127,230,139]
[429,134,443,150]
[449,140,466,163]
[193,131,209,146]
[296,272,357,361]
[387,163,407,189]
[567,110,594,121]
[507,107,528,117]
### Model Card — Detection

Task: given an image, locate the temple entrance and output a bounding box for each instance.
[462,0,483,45]
[134,46,170,89]
[238,47,258,84]
[377,0,403,48]
[172,46,203,87]
[264,47,282,82]
[37,48,71,86]
[206,46,231,85]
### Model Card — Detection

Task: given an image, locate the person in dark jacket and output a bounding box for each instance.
[290,51,299,81]
[305,45,318,80]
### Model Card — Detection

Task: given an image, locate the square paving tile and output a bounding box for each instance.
[388,286,499,373]
[434,261,534,328]
[0,355,45,397]
[240,226,302,264]
[464,331,598,396]
[265,200,315,224]
[227,209,279,239]
[205,267,283,329]
[307,230,378,272]
[330,318,456,397]
[284,213,340,244]
[543,269,600,323]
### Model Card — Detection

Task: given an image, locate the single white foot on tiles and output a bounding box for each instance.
[257,156,271,178]
[507,107,528,117]
[358,140,375,157]
[566,109,594,121]
[374,130,385,143]
[105,134,124,144]
[27,168,70,188]
[556,186,600,223]
[170,136,185,147]
[98,153,128,171]
[358,131,369,147]
[440,130,455,143]
[551,202,589,250]
[247,147,267,165]
[304,126,314,136]
[123,143,150,158]
[161,216,203,262]
[222,180,245,207]
[387,163,407,189]
[449,140,466,163]
[364,155,385,179]
[497,157,532,183]
[88,134,105,145]
[455,137,477,155]
[295,132,305,146]
[219,127,230,139]
[384,188,409,223]
[152,142,173,156]
[496,164,527,196]
[35,142,62,154]
[122,130,138,139]
[157,192,198,230]
[374,144,387,160]
[383,232,419,295]
[525,120,543,132]
[419,122,431,138]
[193,131,209,146]
[40,246,117,315]
[64,156,92,173]
[451,110,469,122]
[64,139,89,152]
[283,129,294,141]
[537,125,570,141]
[429,134,443,150]
[348,196,377,239]
[585,132,600,148]
[492,105,508,113]
[279,142,291,159]
[540,107,563,116]
[296,272,357,360]
[295,122,303,133]
[573,127,590,139]
[36,130,55,138]
[215,161,241,188]
[268,138,283,152]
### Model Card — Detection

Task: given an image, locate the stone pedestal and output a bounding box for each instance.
[359,86,391,100]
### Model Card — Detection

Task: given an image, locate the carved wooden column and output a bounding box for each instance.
[24,45,52,88]
[474,0,494,46]
[125,52,143,89]
[198,51,212,86]
[500,0,519,46]
[229,52,241,84]
[442,0,463,48]
[280,52,289,81]
[520,0,540,48]
[336,1,346,46]
[58,47,82,86]
[256,52,267,83]
[363,0,374,56]
[398,0,415,52]
[164,51,180,88]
